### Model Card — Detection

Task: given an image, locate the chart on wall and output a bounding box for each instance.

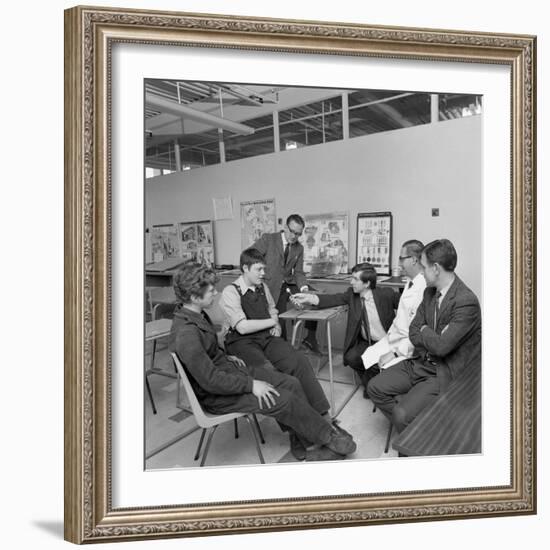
[150,224,180,262]
[356,212,393,275]
[178,220,215,266]
[240,198,277,249]
[303,212,349,277]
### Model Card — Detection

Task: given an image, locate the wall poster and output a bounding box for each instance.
[356,211,393,275]
[178,220,215,266]
[150,223,180,262]
[240,198,277,249]
[303,212,349,277]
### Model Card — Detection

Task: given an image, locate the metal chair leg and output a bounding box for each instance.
[245,416,265,464]
[145,374,157,414]
[252,414,265,444]
[194,428,207,461]
[200,426,218,467]
[384,422,393,453]
[234,418,239,439]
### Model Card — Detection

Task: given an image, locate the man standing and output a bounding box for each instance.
[252,214,320,352]
[377,240,426,368]
[367,239,481,433]
[292,263,399,395]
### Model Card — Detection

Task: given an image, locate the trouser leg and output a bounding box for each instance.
[343,339,380,386]
[210,367,333,446]
[264,336,330,414]
[225,338,272,369]
[366,360,414,422]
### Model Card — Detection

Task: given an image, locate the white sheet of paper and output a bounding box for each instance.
[361,335,405,370]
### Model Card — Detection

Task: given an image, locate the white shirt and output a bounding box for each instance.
[361,289,387,343]
[387,272,427,357]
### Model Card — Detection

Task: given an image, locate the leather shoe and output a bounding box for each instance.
[302,335,321,354]
[326,430,357,455]
[305,446,345,461]
[289,432,307,461]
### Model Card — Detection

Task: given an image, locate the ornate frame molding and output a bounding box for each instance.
[64,5,536,544]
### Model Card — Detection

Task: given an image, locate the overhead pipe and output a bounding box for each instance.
[145,92,255,135]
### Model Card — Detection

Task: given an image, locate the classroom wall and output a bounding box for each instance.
[146,115,482,297]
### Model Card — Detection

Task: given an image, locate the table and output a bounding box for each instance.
[393,365,481,456]
[145,319,175,414]
[279,306,353,418]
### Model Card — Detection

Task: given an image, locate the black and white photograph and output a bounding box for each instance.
[143,79,483,470]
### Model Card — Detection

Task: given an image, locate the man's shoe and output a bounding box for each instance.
[331,419,354,440]
[302,335,321,354]
[325,430,357,455]
[289,432,307,461]
[305,446,345,461]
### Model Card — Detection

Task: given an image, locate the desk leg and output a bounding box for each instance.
[326,320,335,417]
[290,320,304,348]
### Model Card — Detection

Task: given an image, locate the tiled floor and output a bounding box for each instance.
[145,339,398,470]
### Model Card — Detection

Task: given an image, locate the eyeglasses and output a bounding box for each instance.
[287,225,303,238]
[398,255,412,261]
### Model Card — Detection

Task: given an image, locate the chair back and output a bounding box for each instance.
[170,352,210,427]
[146,286,177,320]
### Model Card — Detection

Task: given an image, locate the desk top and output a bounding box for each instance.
[279,306,346,321]
[145,319,173,340]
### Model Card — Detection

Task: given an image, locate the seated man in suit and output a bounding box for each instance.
[291,262,400,395]
[252,214,320,352]
[169,263,356,462]
[367,238,482,434]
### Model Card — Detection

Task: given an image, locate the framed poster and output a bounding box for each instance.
[356,212,393,275]
[64,6,536,544]
[240,198,277,249]
[303,212,349,276]
[150,223,180,261]
[178,220,215,266]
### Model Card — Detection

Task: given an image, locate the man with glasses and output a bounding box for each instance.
[252,214,320,351]
[376,240,426,368]
[291,262,399,396]
[367,239,481,435]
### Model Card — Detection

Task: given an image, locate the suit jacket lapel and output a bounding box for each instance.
[276,232,284,260]
[438,276,460,323]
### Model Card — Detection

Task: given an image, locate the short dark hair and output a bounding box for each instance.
[422,239,457,272]
[402,239,424,260]
[286,214,305,228]
[351,262,377,289]
[239,248,265,271]
[173,263,219,304]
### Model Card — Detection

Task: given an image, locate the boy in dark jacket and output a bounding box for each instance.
[169,263,356,462]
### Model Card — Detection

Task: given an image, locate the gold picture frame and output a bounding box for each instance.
[64,5,536,544]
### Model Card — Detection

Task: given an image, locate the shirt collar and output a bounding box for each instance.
[235,275,261,294]
[281,231,288,247]
[411,272,425,286]
[438,276,455,301]
[361,288,374,301]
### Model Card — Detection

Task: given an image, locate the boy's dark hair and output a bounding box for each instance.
[286,214,305,228]
[239,248,265,271]
[351,262,377,289]
[173,263,219,304]
[422,239,458,272]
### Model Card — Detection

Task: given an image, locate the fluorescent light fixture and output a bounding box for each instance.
[285,140,298,150]
[145,92,255,135]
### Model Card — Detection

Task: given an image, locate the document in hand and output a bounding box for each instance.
[361,335,405,370]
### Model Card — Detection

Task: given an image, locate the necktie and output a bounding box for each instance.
[283,243,290,264]
[361,298,372,345]
[433,291,442,330]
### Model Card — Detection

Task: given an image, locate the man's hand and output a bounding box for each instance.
[378,351,396,368]
[252,380,280,409]
[290,293,319,307]
[270,323,282,337]
[227,355,246,368]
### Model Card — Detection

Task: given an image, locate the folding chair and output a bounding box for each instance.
[171,352,266,467]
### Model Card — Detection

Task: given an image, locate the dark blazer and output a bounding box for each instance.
[408,275,481,390]
[316,287,400,356]
[253,231,307,303]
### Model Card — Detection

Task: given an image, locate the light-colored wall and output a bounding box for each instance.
[146,115,482,297]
